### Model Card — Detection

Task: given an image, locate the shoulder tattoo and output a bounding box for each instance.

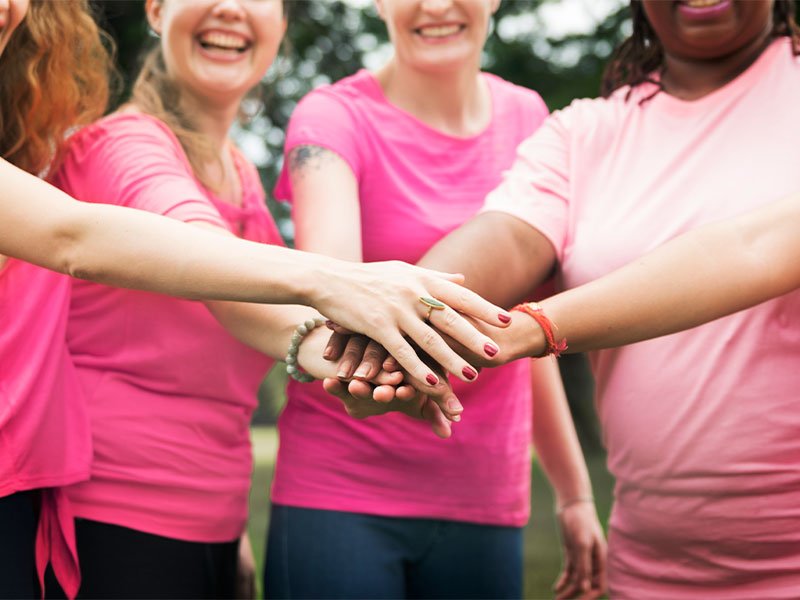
[288,145,337,176]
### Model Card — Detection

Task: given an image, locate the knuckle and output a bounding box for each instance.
[442,308,459,328]
[420,329,439,349]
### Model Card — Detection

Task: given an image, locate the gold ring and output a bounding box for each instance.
[419,296,446,322]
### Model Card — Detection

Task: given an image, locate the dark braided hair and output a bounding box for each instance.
[601,0,800,99]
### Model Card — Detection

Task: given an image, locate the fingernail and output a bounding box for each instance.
[452,415,461,422]
[325,320,335,329]
[323,348,333,360]
[447,398,463,412]
[353,366,368,380]
[484,342,498,357]
[337,364,352,379]
[498,313,511,324]
[462,366,478,381]
[426,373,439,386]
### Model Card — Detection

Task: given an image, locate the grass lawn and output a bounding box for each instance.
[248,426,614,600]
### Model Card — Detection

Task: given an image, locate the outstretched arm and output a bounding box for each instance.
[1,158,509,386]
[535,192,800,354]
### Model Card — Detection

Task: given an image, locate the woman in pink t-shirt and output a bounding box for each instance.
[47,0,504,597]
[268,1,606,598]
[401,0,800,597]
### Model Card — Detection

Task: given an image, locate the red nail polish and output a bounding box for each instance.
[426,374,439,386]
[498,313,511,324]
[462,366,477,381]
[484,343,498,357]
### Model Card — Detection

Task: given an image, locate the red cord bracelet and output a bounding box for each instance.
[511,302,567,358]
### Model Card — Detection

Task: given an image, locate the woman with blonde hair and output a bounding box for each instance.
[268,1,606,598]
[0,1,508,597]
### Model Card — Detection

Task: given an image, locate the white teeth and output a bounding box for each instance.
[199,31,248,51]
[684,0,724,7]
[418,24,461,38]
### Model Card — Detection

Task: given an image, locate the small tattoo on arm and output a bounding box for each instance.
[289,145,336,176]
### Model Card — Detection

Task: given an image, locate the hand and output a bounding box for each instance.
[235,532,257,600]
[313,261,510,387]
[325,311,545,381]
[554,501,607,600]
[324,333,467,421]
[322,377,456,439]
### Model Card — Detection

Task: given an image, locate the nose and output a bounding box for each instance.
[420,0,454,16]
[211,0,247,21]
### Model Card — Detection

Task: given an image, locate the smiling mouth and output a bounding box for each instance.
[680,0,727,7]
[197,31,252,54]
[415,24,465,39]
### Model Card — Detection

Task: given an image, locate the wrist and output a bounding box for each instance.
[510,302,566,358]
[555,494,595,515]
[290,253,336,308]
[506,315,547,360]
[286,316,327,382]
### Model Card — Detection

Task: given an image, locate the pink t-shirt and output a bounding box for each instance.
[0,262,90,495]
[272,70,548,527]
[484,39,800,597]
[51,112,281,543]
[0,250,89,598]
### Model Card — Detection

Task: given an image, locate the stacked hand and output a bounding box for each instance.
[312,262,514,388]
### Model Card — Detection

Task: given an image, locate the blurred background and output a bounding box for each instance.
[91,1,629,597]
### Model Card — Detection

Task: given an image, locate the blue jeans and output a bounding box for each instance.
[264,505,523,599]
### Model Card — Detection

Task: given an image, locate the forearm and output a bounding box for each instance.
[419,212,556,307]
[206,301,317,360]
[1,161,330,304]
[530,358,592,505]
[540,192,800,353]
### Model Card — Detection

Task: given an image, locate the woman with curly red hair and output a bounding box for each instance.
[0,1,508,597]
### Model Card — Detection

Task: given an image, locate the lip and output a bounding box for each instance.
[676,0,733,22]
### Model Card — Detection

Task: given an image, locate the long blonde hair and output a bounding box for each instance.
[130,44,219,190]
[0,0,114,175]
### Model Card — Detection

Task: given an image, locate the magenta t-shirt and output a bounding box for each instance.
[484,39,800,596]
[0,261,90,495]
[273,70,548,527]
[52,112,282,542]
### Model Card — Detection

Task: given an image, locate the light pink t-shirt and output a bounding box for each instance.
[484,39,800,597]
[52,112,281,543]
[273,70,548,527]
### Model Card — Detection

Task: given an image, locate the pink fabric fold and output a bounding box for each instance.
[35,488,80,600]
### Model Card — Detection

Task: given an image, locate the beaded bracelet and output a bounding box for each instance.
[285,317,327,383]
[511,301,567,357]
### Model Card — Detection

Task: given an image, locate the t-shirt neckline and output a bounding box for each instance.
[638,37,787,114]
[358,69,497,142]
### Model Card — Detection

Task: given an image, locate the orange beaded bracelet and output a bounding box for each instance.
[511,302,567,358]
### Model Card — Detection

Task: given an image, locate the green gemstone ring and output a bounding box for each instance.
[419,296,447,321]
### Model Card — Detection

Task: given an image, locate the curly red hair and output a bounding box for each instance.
[0,0,114,175]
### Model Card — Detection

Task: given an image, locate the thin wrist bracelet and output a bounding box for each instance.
[510,301,567,357]
[556,495,595,515]
[285,317,326,383]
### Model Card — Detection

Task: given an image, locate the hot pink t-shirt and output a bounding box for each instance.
[484,39,800,597]
[52,112,281,542]
[0,262,90,495]
[272,71,548,527]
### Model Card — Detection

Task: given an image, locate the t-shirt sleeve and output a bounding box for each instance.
[273,89,362,203]
[54,115,227,229]
[480,107,572,262]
